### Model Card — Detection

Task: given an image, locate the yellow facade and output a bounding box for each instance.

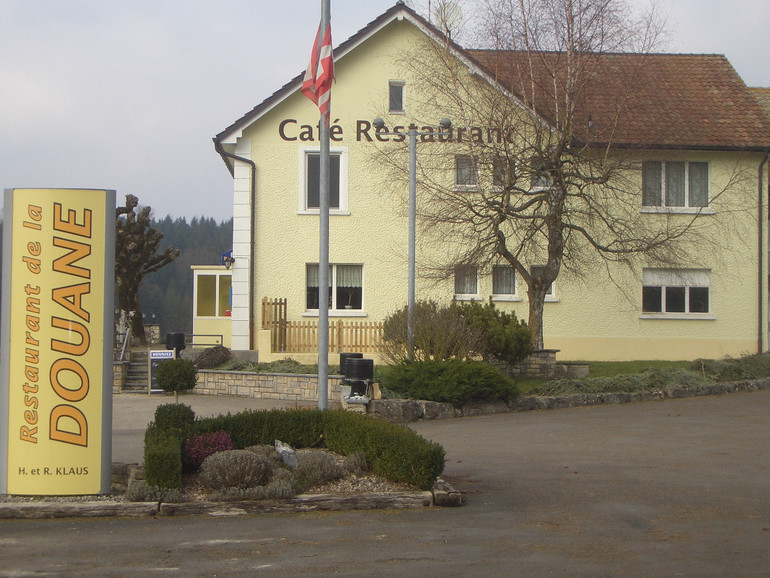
[216,9,768,362]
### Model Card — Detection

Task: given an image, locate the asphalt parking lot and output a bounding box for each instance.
[1,389,768,576]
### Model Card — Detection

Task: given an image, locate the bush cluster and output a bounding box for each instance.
[380,300,483,363]
[379,300,532,366]
[691,352,770,382]
[527,367,711,396]
[378,359,519,408]
[216,358,319,375]
[452,301,533,365]
[142,408,445,494]
[193,345,233,369]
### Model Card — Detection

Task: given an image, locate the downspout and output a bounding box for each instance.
[759,151,769,354]
[214,138,257,350]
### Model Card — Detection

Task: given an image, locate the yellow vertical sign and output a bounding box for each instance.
[2,189,114,495]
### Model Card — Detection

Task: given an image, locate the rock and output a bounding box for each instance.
[274,440,298,469]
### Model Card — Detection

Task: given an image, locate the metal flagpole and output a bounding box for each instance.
[317,0,331,410]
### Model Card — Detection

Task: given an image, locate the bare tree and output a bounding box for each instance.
[115,194,180,344]
[376,0,745,349]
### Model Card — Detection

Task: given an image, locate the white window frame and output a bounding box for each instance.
[455,155,479,190]
[298,146,349,215]
[193,269,233,319]
[641,160,712,214]
[454,264,481,301]
[641,268,713,319]
[389,80,405,113]
[491,265,520,302]
[304,263,365,317]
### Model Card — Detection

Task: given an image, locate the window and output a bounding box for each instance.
[455,155,478,187]
[194,272,232,317]
[530,159,552,191]
[299,148,348,214]
[642,161,709,209]
[306,264,363,312]
[389,81,404,113]
[530,266,555,298]
[492,265,516,297]
[454,265,478,298]
[642,269,711,316]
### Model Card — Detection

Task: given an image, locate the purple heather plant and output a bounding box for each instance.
[182,430,234,472]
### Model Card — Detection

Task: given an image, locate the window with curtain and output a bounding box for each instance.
[642,161,709,208]
[492,265,516,296]
[454,265,478,297]
[306,264,363,311]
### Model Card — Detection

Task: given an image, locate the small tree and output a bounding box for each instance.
[156,358,197,403]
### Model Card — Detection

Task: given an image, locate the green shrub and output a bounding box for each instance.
[156,358,198,398]
[379,359,519,408]
[143,425,183,489]
[380,300,483,363]
[194,345,233,369]
[452,301,533,365]
[154,403,195,432]
[199,450,273,490]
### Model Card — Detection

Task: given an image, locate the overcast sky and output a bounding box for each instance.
[1,0,768,223]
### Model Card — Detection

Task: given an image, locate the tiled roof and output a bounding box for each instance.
[752,87,770,121]
[469,51,770,151]
[215,2,770,153]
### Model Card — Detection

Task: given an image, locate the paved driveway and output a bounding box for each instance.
[1,390,768,576]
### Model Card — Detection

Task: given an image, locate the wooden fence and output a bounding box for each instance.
[261,297,382,353]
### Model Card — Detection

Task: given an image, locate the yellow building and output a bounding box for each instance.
[212,3,770,362]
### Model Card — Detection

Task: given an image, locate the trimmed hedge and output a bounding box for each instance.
[144,425,183,489]
[193,408,325,449]
[322,410,445,490]
[143,408,445,492]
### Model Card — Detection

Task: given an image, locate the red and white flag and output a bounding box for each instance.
[301,22,334,125]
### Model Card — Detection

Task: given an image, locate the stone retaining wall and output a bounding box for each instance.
[194,369,342,404]
[493,349,589,379]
